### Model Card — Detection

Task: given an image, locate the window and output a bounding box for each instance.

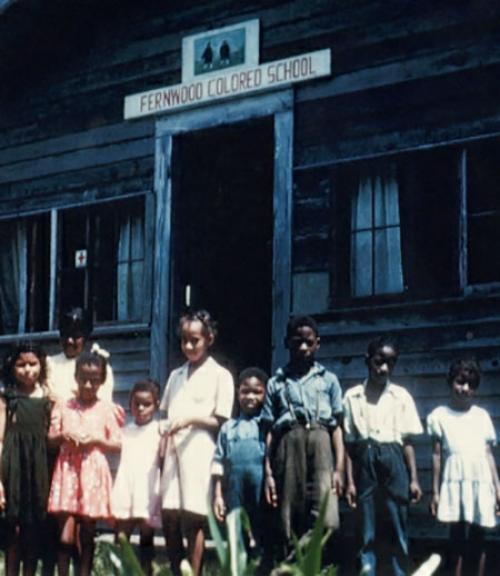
[350,163,403,297]
[466,140,500,285]
[330,149,460,303]
[0,195,148,336]
[0,215,51,334]
[59,196,146,323]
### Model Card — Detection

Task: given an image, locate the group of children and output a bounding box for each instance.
[0,310,498,576]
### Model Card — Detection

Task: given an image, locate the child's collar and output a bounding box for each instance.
[278,361,324,380]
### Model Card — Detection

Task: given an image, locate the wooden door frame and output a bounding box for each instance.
[150,89,293,386]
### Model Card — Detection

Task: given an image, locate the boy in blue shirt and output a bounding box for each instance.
[212,367,268,548]
[262,315,345,556]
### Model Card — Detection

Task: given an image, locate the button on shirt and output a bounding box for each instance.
[343,380,422,445]
[261,362,343,434]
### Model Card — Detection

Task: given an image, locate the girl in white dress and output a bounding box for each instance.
[112,380,162,576]
[160,310,234,576]
[427,359,500,576]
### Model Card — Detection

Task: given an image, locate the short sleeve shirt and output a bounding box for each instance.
[159,356,234,422]
[343,380,423,445]
[261,362,343,434]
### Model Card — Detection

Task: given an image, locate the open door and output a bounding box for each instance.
[169,118,274,376]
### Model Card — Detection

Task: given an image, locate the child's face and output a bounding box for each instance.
[180,320,214,365]
[76,363,103,404]
[238,377,265,416]
[367,345,398,386]
[286,325,319,366]
[13,352,41,390]
[450,372,475,410]
[131,390,158,426]
[60,330,86,359]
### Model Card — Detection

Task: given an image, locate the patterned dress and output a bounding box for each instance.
[48,398,121,519]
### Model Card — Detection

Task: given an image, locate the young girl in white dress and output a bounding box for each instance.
[160,310,234,576]
[112,379,162,576]
[427,359,500,576]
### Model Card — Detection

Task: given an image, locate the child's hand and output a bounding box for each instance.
[0,481,5,510]
[63,431,82,447]
[332,470,344,497]
[168,418,190,435]
[213,495,226,522]
[113,403,126,427]
[430,493,439,516]
[409,480,423,504]
[345,482,357,509]
[265,474,278,508]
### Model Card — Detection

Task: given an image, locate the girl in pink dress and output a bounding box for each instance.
[48,350,121,576]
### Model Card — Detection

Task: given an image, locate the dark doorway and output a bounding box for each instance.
[169,118,274,377]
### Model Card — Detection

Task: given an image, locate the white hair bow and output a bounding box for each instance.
[90,342,110,359]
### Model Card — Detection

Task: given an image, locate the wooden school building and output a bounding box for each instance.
[1,0,500,541]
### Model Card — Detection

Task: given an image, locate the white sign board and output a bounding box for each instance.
[124,49,331,120]
[182,19,260,83]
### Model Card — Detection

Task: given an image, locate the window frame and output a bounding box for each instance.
[461,144,500,294]
[294,134,500,312]
[0,191,153,339]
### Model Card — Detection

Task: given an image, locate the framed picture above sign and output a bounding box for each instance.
[182,19,260,82]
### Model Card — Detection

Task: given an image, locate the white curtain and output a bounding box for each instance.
[117,212,145,321]
[351,165,404,296]
[0,220,27,333]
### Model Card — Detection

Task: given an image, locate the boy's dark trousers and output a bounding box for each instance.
[273,424,339,556]
[352,441,409,576]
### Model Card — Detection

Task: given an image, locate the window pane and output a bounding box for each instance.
[468,213,500,284]
[467,140,500,214]
[93,208,118,322]
[0,220,25,334]
[59,209,88,314]
[374,166,400,227]
[26,214,51,332]
[351,230,372,296]
[59,197,146,324]
[375,227,404,294]
[352,175,372,230]
[117,207,145,321]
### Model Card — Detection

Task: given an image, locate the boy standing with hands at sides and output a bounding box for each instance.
[343,335,423,576]
[212,367,268,550]
[262,315,345,557]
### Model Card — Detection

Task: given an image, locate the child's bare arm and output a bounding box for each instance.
[485,444,500,512]
[345,448,357,508]
[168,414,224,435]
[213,476,226,522]
[158,433,167,470]
[331,425,345,496]
[79,434,121,453]
[430,438,441,516]
[403,440,422,503]
[264,430,278,508]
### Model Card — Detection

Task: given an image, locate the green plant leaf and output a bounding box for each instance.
[207,503,230,571]
[117,533,147,575]
[300,492,331,575]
